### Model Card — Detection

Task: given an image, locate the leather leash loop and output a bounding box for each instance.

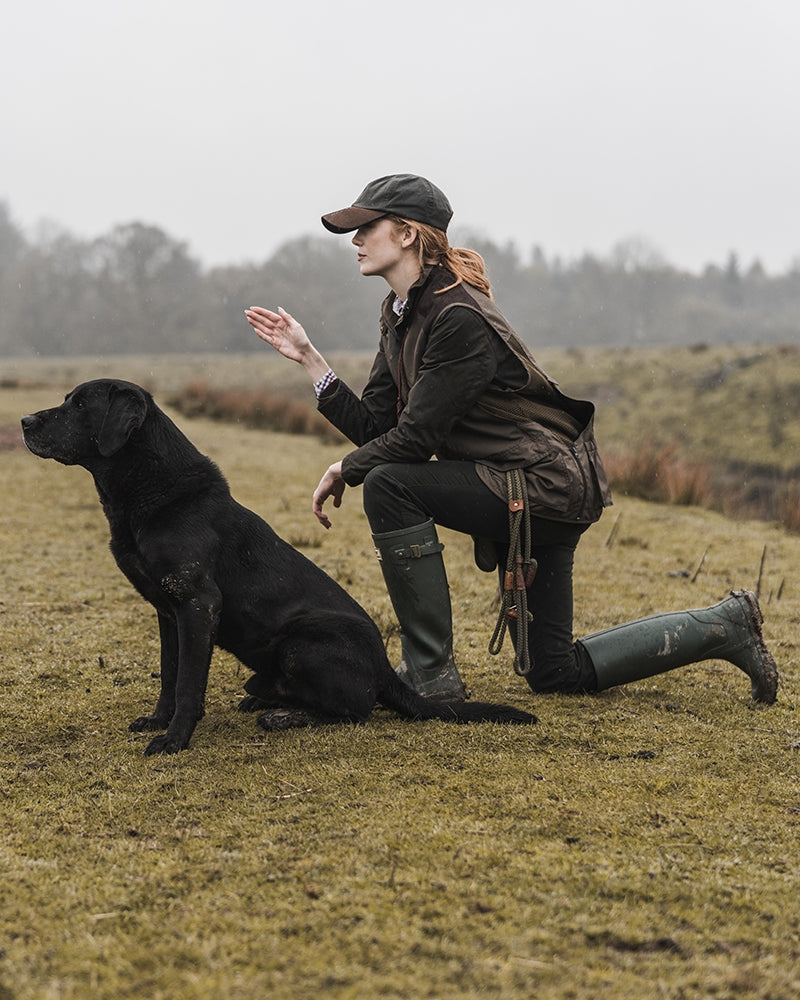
[489,469,536,676]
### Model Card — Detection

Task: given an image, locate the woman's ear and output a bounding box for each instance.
[399,224,418,249]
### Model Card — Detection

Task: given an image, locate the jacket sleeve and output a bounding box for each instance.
[339,307,499,486]
[316,342,399,446]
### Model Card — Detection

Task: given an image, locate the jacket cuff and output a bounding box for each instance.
[317,378,342,408]
[340,451,364,487]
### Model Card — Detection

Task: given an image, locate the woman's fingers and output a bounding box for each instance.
[244,306,281,334]
[245,305,310,362]
[312,463,345,529]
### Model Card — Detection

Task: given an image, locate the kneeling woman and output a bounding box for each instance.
[245,173,777,706]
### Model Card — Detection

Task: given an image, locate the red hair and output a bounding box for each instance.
[389,216,493,298]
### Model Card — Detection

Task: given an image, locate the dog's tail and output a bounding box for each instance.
[378,671,537,725]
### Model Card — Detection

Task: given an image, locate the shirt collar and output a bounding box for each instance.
[383,265,438,332]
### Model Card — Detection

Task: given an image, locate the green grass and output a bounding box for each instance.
[2,363,800,999]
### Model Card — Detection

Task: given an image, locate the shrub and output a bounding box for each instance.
[603,442,712,508]
[168,380,345,443]
[777,481,800,533]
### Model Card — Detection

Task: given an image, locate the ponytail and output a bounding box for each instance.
[389,216,493,299]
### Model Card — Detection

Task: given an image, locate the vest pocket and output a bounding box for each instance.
[521,432,606,522]
[525,439,581,517]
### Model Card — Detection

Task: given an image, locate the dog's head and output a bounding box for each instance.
[21,379,151,467]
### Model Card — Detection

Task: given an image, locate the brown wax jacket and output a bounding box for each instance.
[318,265,612,524]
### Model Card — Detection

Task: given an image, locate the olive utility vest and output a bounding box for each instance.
[380,266,613,524]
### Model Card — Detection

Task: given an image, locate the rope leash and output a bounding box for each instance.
[488,469,537,676]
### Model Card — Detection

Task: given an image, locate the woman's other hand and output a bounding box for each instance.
[312,462,345,529]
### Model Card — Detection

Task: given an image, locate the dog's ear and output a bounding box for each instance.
[97,384,148,457]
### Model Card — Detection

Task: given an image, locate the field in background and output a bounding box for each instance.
[2,357,800,998]
[8,340,799,525]
[5,340,800,459]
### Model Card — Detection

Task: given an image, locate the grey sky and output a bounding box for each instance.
[3,0,799,274]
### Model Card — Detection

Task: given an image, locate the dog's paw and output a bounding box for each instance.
[129,714,170,733]
[238,695,271,713]
[143,733,186,756]
[257,708,317,731]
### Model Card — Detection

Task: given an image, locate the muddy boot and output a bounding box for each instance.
[578,589,778,703]
[372,518,467,701]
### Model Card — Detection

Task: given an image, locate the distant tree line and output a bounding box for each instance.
[1,201,799,357]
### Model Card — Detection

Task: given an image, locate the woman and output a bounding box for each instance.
[245,173,777,707]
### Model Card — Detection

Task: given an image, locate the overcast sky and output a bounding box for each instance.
[3,0,799,274]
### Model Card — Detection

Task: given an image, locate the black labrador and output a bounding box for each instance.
[22,379,535,754]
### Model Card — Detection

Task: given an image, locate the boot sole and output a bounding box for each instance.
[733,589,779,705]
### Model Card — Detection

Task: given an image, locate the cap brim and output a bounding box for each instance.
[321,206,387,234]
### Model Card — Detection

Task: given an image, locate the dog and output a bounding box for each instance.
[21,379,536,754]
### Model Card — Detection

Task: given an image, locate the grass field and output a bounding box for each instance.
[5,341,800,470]
[1,356,799,999]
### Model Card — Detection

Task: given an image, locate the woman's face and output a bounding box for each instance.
[351,218,412,280]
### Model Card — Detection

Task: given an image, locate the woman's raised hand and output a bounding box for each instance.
[245,306,311,364]
[245,305,331,383]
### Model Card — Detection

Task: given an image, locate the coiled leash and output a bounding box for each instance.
[489,469,537,676]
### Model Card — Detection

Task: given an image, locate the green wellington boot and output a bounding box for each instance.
[372,518,467,701]
[578,589,778,703]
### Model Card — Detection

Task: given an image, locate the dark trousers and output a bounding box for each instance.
[362,462,597,693]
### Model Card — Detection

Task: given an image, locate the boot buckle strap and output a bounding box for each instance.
[390,541,444,560]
